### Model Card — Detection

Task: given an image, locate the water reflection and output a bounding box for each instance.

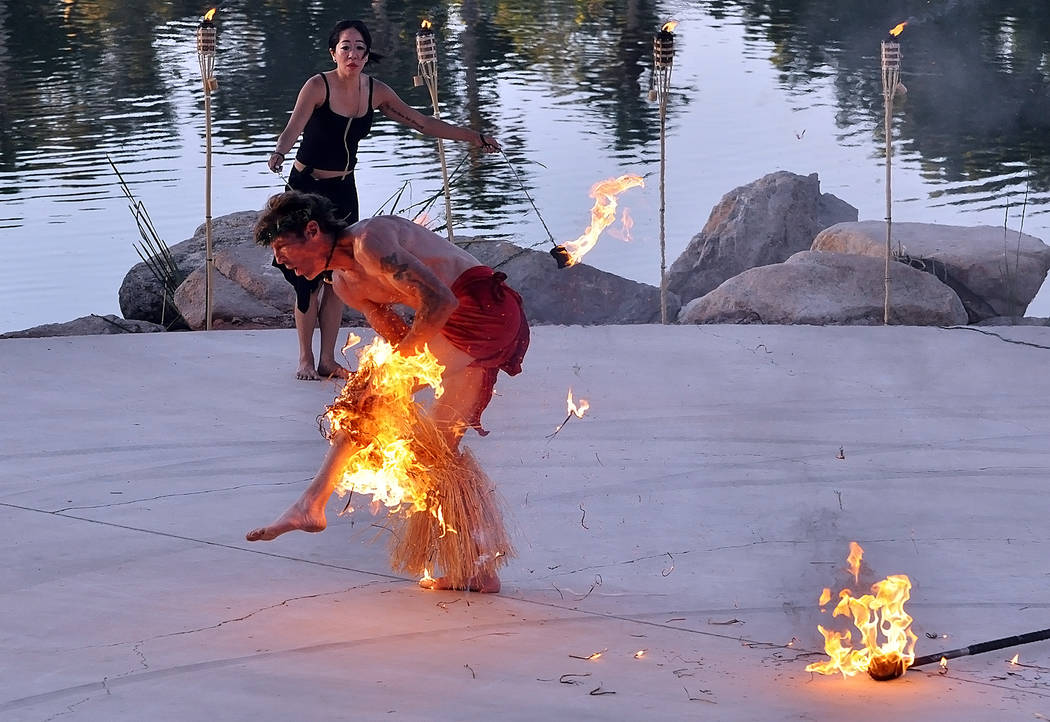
[0,0,1048,332]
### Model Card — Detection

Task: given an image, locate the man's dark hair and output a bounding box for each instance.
[329,19,384,64]
[254,191,349,246]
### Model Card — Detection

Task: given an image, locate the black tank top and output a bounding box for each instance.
[296,73,375,171]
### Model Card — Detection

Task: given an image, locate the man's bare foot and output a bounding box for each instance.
[296,360,320,381]
[245,502,327,541]
[316,362,349,380]
[419,570,500,593]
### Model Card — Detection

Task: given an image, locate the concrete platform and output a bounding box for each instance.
[2,325,1049,720]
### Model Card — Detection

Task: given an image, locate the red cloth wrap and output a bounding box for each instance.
[441,266,530,435]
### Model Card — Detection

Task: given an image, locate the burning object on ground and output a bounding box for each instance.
[805,542,918,681]
[551,175,644,268]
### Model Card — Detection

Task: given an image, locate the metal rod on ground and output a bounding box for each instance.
[912,627,1050,668]
[881,29,902,326]
[196,10,218,330]
[650,21,678,325]
[415,21,455,243]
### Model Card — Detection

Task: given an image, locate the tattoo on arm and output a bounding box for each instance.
[381,104,426,132]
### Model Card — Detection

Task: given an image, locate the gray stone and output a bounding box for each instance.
[812,221,1050,320]
[678,250,968,326]
[460,240,676,324]
[667,171,858,305]
[975,316,1050,327]
[0,314,166,339]
[119,211,263,327]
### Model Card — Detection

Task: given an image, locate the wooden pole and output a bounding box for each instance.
[203,87,214,330]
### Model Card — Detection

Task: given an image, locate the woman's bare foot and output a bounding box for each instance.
[419,570,500,593]
[245,501,327,541]
[316,362,349,380]
[296,360,321,381]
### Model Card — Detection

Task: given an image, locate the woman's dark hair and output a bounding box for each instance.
[254,191,349,246]
[328,19,384,64]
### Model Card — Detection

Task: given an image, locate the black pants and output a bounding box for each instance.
[274,167,360,312]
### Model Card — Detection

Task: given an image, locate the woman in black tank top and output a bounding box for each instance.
[266,19,503,382]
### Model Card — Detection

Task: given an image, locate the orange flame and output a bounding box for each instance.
[1010,654,1019,665]
[420,19,433,30]
[566,388,589,419]
[559,175,644,266]
[203,8,217,22]
[847,541,863,584]
[889,22,906,37]
[818,587,832,607]
[940,656,948,670]
[805,543,918,678]
[326,338,450,524]
[662,20,679,33]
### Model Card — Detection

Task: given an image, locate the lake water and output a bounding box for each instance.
[1,0,1048,333]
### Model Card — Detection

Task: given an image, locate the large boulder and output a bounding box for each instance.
[812,221,1050,321]
[460,240,675,324]
[0,314,165,339]
[123,210,671,330]
[678,250,968,326]
[667,171,857,305]
[119,211,265,327]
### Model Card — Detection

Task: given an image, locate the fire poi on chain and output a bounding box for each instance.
[323,334,514,589]
[805,542,918,681]
[546,387,590,439]
[550,175,645,268]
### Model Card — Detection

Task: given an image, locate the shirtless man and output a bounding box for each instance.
[245,190,529,593]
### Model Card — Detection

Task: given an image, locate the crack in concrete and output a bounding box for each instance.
[51,479,306,513]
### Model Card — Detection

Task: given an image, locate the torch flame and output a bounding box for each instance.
[420,19,433,30]
[203,8,217,22]
[889,22,906,37]
[805,543,918,678]
[566,388,589,419]
[847,541,863,584]
[662,20,679,33]
[325,338,450,525]
[559,175,644,266]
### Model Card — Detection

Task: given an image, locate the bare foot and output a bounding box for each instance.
[245,502,327,542]
[316,362,349,380]
[419,570,500,593]
[296,360,320,381]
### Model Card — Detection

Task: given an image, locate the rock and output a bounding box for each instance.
[119,211,264,327]
[460,240,676,324]
[678,250,968,326]
[811,221,1050,321]
[667,171,858,305]
[123,209,674,330]
[975,316,1050,327]
[0,314,166,339]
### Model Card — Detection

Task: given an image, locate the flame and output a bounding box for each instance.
[805,544,918,678]
[566,388,589,419]
[818,587,832,607]
[662,20,679,33]
[1010,654,1019,665]
[558,175,644,266]
[420,19,432,30]
[325,338,451,527]
[847,541,863,584]
[940,657,948,670]
[634,649,647,659]
[889,22,906,37]
[421,568,434,583]
[203,8,216,22]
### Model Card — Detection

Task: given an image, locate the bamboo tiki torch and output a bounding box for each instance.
[196,8,218,330]
[881,23,905,325]
[414,20,455,243]
[649,21,678,325]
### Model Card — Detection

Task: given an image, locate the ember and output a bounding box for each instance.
[805,543,917,680]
